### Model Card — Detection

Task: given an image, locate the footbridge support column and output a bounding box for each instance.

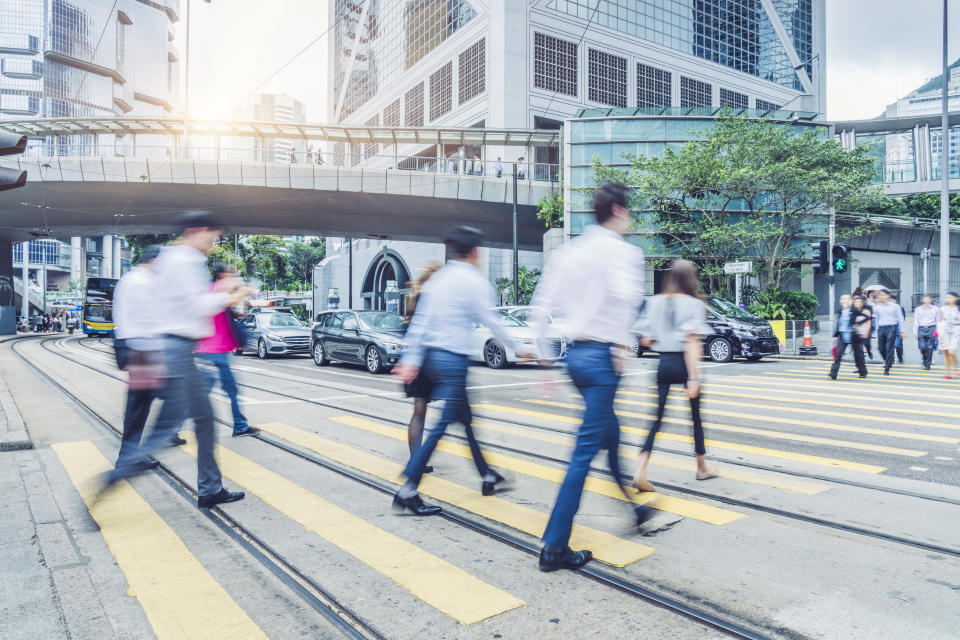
[0,239,17,334]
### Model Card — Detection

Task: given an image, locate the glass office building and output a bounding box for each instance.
[0,0,180,128]
[329,1,824,129]
[563,107,827,247]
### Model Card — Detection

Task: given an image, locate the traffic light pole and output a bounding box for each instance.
[828,207,835,336]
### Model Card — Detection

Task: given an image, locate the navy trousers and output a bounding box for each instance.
[542,343,626,550]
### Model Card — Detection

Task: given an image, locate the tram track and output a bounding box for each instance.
[77,336,960,508]
[54,336,960,560]
[34,334,790,640]
[12,336,389,640]
[67,336,960,558]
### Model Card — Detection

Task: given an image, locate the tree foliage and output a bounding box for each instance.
[536,192,564,229]
[591,115,881,295]
[495,266,541,305]
[865,192,960,222]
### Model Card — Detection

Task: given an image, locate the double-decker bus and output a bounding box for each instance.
[82,277,118,335]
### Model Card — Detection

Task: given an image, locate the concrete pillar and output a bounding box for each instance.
[102,234,113,278]
[112,236,122,277]
[71,236,82,288]
[0,240,16,334]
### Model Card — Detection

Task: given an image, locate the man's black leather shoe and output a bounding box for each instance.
[198,489,245,509]
[634,504,655,527]
[392,493,442,515]
[482,470,505,496]
[168,436,187,446]
[538,546,593,572]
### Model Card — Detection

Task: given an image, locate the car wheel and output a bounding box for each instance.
[484,341,508,369]
[746,355,763,362]
[313,341,329,366]
[632,337,642,358]
[708,337,733,363]
[257,338,269,359]
[365,346,383,374]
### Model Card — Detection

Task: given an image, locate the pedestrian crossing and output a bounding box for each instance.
[49,364,958,633]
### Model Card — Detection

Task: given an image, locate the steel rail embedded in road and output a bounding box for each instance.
[10,336,388,640]
[63,336,960,556]
[42,335,784,640]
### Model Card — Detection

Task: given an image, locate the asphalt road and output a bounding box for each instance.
[3,335,959,640]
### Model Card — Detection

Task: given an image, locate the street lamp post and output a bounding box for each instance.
[512,163,519,305]
[939,0,950,303]
[183,0,212,159]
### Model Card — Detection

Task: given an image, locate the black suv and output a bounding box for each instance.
[311,310,406,374]
[635,296,779,363]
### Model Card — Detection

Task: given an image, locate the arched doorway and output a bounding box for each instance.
[360,250,412,315]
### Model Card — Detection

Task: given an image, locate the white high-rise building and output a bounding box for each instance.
[317,0,826,314]
[239,92,308,162]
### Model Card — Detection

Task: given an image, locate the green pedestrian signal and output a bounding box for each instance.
[831,245,849,273]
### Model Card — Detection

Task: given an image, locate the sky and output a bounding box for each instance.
[184,0,959,123]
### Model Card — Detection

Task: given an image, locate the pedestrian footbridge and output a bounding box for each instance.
[0,118,560,250]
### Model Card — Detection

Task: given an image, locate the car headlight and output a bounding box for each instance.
[512,337,536,346]
[383,342,403,351]
[733,328,757,340]
[266,333,284,342]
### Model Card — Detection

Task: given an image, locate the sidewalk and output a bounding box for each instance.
[0,340,31,451]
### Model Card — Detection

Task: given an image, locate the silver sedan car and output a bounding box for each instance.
[236,310,312,359]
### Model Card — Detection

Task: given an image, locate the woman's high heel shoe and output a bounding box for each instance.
[632,476,655,492]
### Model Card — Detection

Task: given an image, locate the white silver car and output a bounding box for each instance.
[472,311,566,369]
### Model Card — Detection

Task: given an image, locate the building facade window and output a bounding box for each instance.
[349,142,361,166]
[680,76,712,107]
[550,0,812,91]
[636,63,672,108]
[365,114,380,155]
[404,83,424,127]
[719,88,749,109]
[383,98,402,127]
[429,62,453,121]
[458,38,485,104]
[534,32,578,97]
[587,49,627,107]
[755,98,781,111]
[334,142,346,166]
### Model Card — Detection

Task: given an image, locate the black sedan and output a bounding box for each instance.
[634,296,779,362]
[311,310,406,374]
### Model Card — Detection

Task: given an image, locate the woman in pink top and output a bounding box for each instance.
[196,264,259,437]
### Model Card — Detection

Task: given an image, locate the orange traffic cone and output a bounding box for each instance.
[798,320,817,355]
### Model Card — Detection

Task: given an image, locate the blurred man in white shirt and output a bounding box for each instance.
[532,182,652,572]
[108,211,251,509]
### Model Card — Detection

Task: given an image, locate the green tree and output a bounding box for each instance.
[592,114,880,294]
[241,235,287,289]
[124,234,176,263]
[285,238,326,288]
[495,266,541,305]
[536,191,564,229]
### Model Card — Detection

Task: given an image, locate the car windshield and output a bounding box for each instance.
[357,311,405,331]
[707,297,759,319]
[496,312,525,327]
[268,313,303,327]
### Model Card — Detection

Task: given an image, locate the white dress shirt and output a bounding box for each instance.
[113,266,161,349]
[532,224,644,347]
[401,260,515,367]
[152,244,230,340]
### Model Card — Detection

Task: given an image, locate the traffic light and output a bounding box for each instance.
[831,244,849,273]
[0,131,27,192]
[813,239,828,274]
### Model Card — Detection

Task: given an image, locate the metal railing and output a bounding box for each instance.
[10,145,561,183]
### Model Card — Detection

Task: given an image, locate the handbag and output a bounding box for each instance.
[831,345,838,360]
[229,311,251,348]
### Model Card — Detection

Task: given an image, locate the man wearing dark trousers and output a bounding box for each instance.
[830,294,865,379]
[392,226,532,515]
[107,211,252,509]
[873,289,905,375]
[112,245,171,472]
[914,295,940,370]
[530,183,654,573]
